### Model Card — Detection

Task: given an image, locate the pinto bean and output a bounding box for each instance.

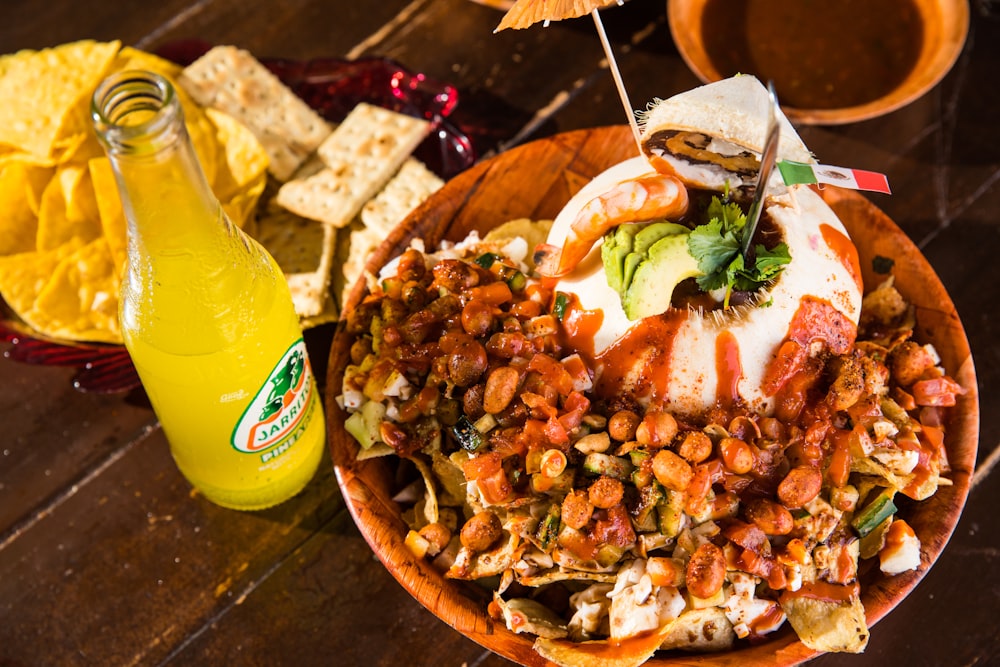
[652,449,693,492]
[483,366,520,414]
[677,431,713,463]
[686,542,726,599]
[777,465,823,509]
[608,410,640,442]
[397,248,427,282]
[433,258,480,292]
[448,339,488,386]
[463,382,486,420]
[486,332,530,359]
[460,511,502,552]
[744,497,794,535]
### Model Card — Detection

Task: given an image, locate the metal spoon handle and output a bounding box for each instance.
[741,81,781,259]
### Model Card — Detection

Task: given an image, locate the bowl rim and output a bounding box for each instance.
[666,0,971,125]
[327,125,979,665]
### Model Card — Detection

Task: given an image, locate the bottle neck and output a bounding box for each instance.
[91,70,228,251]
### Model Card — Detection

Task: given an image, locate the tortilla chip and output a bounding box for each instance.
[658,607,735,652]
[0,40,120,159]
[0,239,82,328]
[0,161,49,255]
[779,592,869,653]
[36,164,102,252]
[533,622,674,667]
[482,217,553,272]
[29,237,120,343]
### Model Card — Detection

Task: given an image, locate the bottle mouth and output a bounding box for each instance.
[91,70,180,153]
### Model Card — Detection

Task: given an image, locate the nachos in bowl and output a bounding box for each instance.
[336,77,962,666]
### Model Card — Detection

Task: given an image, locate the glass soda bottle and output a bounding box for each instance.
[91,70,325,510]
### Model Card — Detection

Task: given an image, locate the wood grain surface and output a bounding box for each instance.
[1,1,998,666]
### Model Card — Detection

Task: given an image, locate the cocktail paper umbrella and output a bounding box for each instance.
[495,0,642,152]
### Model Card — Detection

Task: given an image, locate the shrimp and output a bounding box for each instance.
[537,173,689,278]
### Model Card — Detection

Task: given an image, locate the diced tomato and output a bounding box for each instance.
[722,519,769,554]
[544,415,569,446]
[911,376,963,407]
[527,353,575,395]
[463,451,502,481]
[762,339,808,397]
[826,429,852,488]
[477,468,514,505]
[522,392,557,419]
[557,391,590,432]
[558,528,599,561]
[562,390,590,414]
[468,281,513,306]
[590,505,636,548]
[519,419,549,449]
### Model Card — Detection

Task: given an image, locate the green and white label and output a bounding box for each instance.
[232,339,315,455]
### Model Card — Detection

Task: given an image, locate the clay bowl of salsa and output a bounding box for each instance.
[327,126,979,665]
[667,0,969,125]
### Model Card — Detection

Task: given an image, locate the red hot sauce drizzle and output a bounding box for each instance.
[593,310,688,405]
[820,223,864,294]
[715,329,743,407]
[763,295,858,397]
[559,293,603,361]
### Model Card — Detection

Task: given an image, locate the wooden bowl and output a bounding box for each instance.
[667,0,969,125]
[327,126,979,665]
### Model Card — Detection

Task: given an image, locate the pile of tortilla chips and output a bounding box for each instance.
[0,40,268,344]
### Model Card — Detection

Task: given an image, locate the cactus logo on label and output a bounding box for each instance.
[232,339,314,454]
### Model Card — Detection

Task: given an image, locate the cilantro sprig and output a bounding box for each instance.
[687,196,791,308]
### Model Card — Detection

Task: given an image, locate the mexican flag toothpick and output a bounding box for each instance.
[778,160,892,194]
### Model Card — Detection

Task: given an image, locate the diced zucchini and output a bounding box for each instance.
[452,415,485,452]
[535,504,562,550]
[596,544,626,567]
[582,452,634,480]
[851,488,897,537]
[633,482,665,530]
[552,292,569,320]
[657,488,685,538]
[506,270,527,292]
[475,252,498,269]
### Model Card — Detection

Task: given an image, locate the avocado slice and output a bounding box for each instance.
[601,224,639,292]
[632,221,688,254]
[623,234,703,320]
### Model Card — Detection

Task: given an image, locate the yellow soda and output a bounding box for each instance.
[92,70,325,510]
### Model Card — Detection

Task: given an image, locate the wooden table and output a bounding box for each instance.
[2,1,998,665]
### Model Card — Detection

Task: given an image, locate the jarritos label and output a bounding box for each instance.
[232,339,316,458]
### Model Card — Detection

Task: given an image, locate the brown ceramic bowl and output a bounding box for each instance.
[667,0,969,125]
[327,126,979,665]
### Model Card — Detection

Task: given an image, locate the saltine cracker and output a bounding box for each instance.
[179,45,332,181]
[275,103,430,228]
